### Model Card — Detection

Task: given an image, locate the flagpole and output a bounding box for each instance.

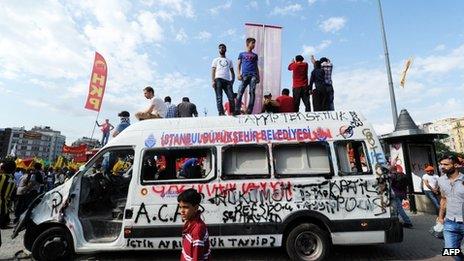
[377,0,398,127]
[90,111,100,142]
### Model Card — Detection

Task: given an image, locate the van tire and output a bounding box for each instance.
[286,223,331,261]
[31,227,74,261]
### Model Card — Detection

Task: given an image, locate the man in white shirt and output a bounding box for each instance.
[135,86,167,121]
[422,165,440,212]
[212,43,235,116]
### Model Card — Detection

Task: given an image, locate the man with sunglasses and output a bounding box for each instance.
[438,154,464,259]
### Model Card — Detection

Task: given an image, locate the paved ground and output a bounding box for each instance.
[0,212,453,261]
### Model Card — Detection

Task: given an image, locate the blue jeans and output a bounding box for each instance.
[424,190,440,212]
[214,78,234,115]
[101,132,109,146]
[444,219,464,260]
[393,196,412,225]
[236,75,257,114]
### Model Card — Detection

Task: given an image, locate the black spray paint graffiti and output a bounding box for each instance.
[240,111,350,126]
[208,185,293,207]
[294,179,389,216]
[205,183,293,224]
[126,236,277,249]
[338,112,364,138]
[222,202,293,223]
[134,203,181,224]
[50,191,63,217]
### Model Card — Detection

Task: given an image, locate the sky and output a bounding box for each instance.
[1,0,464,144]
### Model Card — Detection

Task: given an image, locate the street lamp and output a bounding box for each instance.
[377,0,398,127]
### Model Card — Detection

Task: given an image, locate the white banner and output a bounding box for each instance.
[245,24,282,114]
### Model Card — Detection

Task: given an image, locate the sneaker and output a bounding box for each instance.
[402,223,413,228]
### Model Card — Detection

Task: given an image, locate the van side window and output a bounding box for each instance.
[222,145,269,179]
[141,148,214,183]
[335,141,371,175]
[273,142,332,177]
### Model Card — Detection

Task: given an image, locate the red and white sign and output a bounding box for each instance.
[84,52,108,111]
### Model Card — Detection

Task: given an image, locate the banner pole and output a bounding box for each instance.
[90,110,101,143]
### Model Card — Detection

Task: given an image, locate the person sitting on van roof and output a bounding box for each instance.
[135,86,167,121]
[276,88,295,113]
[177,97,199,117]
[261,92,280,113]
[164,96,178,118]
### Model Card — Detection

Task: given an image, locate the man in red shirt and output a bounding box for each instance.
[178,189,211,261]
[276,88,295,113]
[288,55,310,112]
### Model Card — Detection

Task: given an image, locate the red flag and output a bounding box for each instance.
[84,52,107,111]
[62,144,87,154]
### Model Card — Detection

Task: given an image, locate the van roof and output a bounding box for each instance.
[108,111,372,147]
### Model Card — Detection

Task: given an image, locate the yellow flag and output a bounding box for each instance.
[400,57,414,87]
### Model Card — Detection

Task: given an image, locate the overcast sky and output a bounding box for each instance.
[1,0,463,144]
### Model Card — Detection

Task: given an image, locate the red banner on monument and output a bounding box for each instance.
[62,144,87,154]
[84,52,107,111]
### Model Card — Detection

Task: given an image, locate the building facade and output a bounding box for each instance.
[0,126,66,161]
[419,117,464,153]
[32,126,66,161]
[71,137,101,149]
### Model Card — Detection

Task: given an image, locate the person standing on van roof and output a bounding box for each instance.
[212,43,235,116]
[309,60,327,112]
[437,154,464,256]
[276,88,295,113]
[422,165,440,213]
[178,188,211,261]
[235,37,260,115]
[95,119,114,146]
[311,55,334,110]
[164,96,178,118]
[288,55,310,112]
[113,111,131,137]
[177,97,198,117]
[135,86,167,121]
[389,165,413,228]
[0,159,16,248]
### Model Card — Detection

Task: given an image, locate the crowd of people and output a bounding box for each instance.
[0,159,74,236]
[96,37,335,146]
[210,38,334,115]
[388,153,464,256]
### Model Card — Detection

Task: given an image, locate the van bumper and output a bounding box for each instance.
[385,217,403,243]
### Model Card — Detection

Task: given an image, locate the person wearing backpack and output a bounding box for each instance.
[389,165,413,228]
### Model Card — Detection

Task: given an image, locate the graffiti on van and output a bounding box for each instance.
[362,128,387,165]
[50,191,63,217]
[293,179,389,216]
[126,235,278,249]
[136,177,389,225]
[160,127,333,147]
[239,111,352,126]
[148,181,292,199]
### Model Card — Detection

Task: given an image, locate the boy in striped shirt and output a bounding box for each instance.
[178,188,210,261]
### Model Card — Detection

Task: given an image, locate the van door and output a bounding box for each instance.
[78,147,135,243]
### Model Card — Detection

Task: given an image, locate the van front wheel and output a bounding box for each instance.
[286,223,331,261]
[31,227,74,261]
